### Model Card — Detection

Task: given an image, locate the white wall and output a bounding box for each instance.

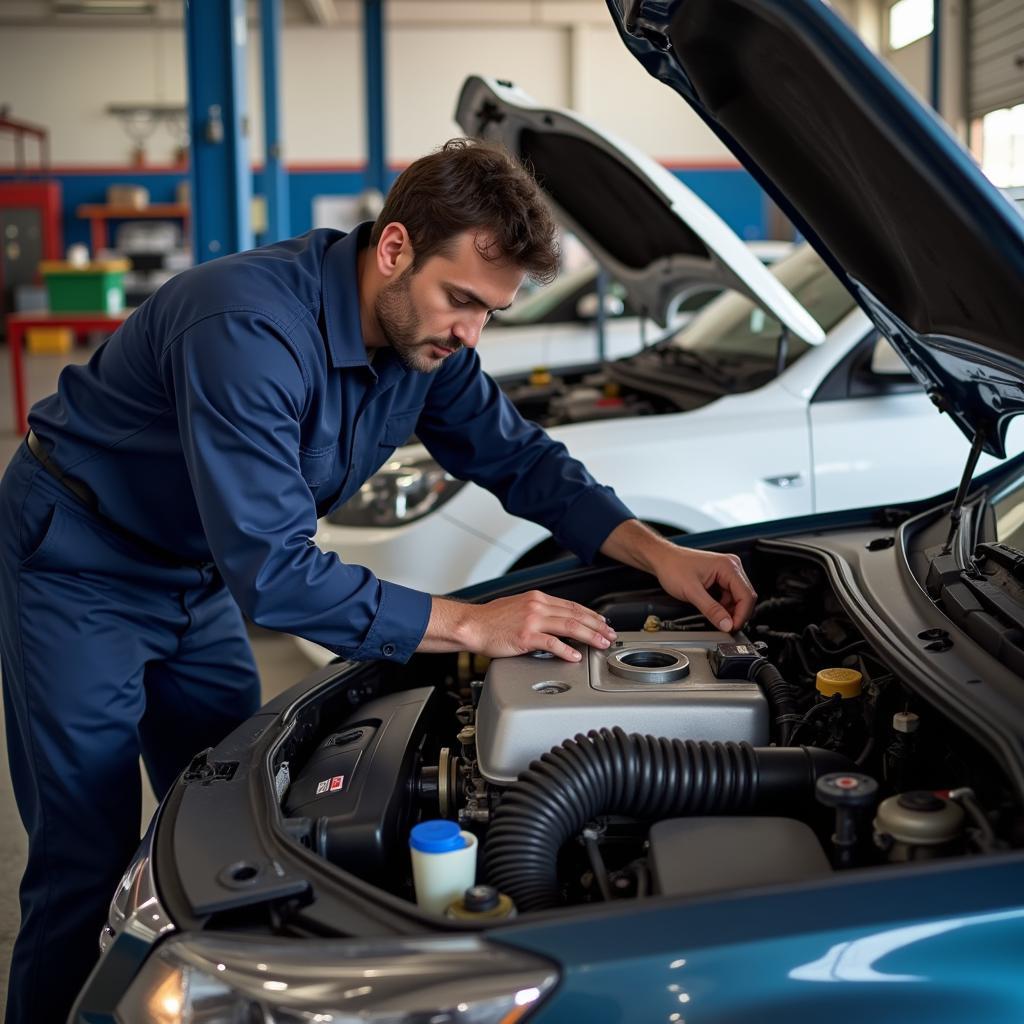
[886,35,931,104]
[0,26,186,165]
[0,0,973,167]
[0,16,731,167]
[568,24,733,163]
[387,25,571,161]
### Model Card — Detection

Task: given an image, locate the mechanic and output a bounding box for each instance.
[0,138,756,1021]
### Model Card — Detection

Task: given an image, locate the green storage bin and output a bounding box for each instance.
[40,260,130,314]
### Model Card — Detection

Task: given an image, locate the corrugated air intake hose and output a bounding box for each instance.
[484,726,856,911]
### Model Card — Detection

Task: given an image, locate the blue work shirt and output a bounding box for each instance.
[29,225,634,661]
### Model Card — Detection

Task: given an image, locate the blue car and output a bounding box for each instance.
[72,1,1024,1021]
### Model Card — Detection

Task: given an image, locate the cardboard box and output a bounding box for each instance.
[106,184,150,209]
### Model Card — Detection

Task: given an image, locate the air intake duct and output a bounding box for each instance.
[484,727,854,911]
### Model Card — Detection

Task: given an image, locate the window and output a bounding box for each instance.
[980,104,1024,189]
[888,0,933,50]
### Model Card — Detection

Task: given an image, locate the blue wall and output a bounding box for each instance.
[1,163,771,252]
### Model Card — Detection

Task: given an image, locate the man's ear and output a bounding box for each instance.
[375,222,414,280]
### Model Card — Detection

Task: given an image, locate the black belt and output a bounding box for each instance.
[26,430,98,510]
[25,430,213,570]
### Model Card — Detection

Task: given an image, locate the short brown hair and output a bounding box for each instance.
[369,138,560,284]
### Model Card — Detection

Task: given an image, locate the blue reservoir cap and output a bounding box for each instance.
[410,820,466,854]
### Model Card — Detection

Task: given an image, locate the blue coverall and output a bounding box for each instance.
[0,224,633,1020]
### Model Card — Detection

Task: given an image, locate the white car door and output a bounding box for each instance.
[808,336,982,512]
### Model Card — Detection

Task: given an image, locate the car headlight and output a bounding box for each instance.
[327,457,466,528]
[102,811,175,953]
[116,931,557,1023]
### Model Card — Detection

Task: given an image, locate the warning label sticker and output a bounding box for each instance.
[315,775,346,796]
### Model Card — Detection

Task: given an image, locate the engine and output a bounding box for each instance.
[281,555,1017,920]
[475,630,768,784]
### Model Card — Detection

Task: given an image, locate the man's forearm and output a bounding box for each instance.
[598,518,757,631]
[598,518,673,574]
[417,596,474,653]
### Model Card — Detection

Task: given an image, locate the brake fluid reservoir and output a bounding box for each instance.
[873,791,966,861]
[815,668,863,699]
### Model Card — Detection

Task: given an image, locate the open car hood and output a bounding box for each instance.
[455,75,825,342]
[607,0,1024,457]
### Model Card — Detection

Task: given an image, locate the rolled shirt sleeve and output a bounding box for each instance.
[162,311,431,661]
[417,349,634,563]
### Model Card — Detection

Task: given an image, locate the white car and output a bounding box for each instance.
[482,242,794,377]
[478,262,672,375]
[296,78,1024,664]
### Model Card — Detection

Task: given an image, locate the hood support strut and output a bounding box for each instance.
[942,429,987,554]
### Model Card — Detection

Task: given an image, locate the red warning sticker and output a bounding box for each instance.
[330,775,345,792]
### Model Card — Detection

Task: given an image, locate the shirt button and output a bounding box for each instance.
[382,642,396,657]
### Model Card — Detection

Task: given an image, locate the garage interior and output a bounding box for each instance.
[1,0,1023,1016]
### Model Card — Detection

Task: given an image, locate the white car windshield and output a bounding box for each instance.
[667,245,857,365]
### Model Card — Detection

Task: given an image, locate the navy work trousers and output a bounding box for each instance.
[0,443,261,1023]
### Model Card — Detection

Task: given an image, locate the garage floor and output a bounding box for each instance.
[0,339,316,1010]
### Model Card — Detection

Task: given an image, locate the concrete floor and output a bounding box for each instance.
[0,337,315,1013]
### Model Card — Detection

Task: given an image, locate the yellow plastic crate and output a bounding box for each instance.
[26,326,75,355]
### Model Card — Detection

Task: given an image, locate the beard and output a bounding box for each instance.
[374,271,463,373]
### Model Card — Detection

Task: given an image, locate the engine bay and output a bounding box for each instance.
[275,545,1020,922]
[500,343,779,428]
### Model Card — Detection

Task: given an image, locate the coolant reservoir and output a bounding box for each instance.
[873,792,965,861]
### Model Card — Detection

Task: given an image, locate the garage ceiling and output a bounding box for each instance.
[0,0,609,28]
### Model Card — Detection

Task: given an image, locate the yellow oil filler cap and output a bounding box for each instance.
[529,367,552,386]
[816,667,863,699]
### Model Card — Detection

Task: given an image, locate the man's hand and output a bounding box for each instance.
[653,545,756,632]
[601,519,757,632]
[419,591,617,662]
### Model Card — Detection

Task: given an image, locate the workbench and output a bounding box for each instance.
[5,310,130,434]
[76,203,190,255]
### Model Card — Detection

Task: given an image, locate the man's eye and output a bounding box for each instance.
[449,293,470,308]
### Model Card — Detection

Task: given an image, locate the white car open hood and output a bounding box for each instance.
[455,75,824,343]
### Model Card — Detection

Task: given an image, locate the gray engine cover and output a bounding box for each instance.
[476,632,770,784]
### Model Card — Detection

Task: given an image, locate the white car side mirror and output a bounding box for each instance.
[870,337,911,376]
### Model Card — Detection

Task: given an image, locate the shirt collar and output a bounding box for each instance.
[322,221,376,369]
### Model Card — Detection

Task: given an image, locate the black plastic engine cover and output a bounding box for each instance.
[285,686,439,882]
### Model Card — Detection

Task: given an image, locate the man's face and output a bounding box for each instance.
[374,230,524,373]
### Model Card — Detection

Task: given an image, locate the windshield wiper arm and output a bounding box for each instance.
[664,347,734,387]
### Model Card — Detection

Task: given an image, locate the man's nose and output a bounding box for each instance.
[452,309,489,349]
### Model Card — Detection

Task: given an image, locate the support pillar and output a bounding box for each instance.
[185,0,253,261]
[364,0,387,194]
[261,0,290,242]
